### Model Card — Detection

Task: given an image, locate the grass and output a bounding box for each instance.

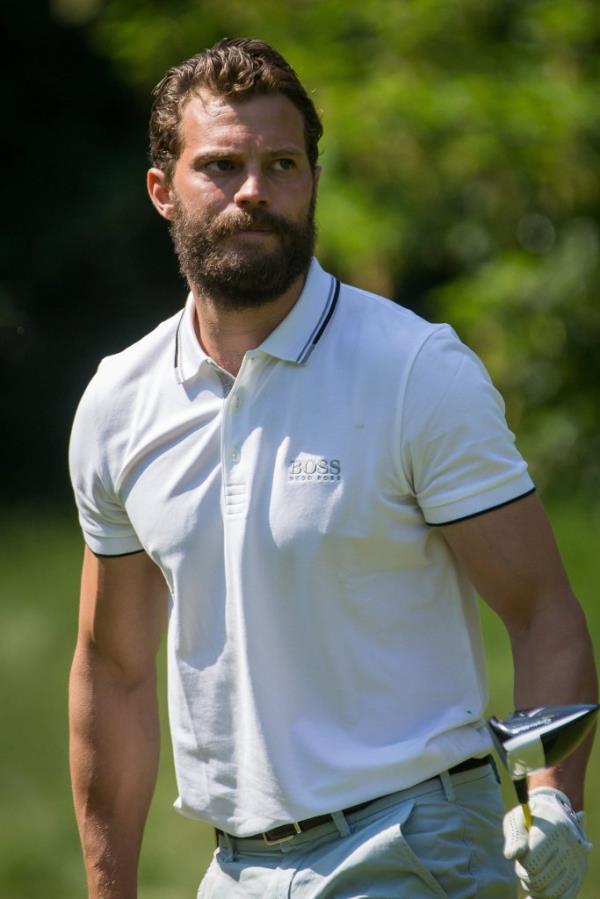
[0,500,598,897]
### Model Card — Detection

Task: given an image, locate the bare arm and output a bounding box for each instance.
[69,547,168,899]
[441,493,597,810]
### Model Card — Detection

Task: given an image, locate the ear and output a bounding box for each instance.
[147,167,175,220]
[313,165,322,193]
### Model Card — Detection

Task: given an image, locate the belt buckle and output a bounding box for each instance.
[262,822,302,845]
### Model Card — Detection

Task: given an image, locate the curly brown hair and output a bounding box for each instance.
[149,38,323,183]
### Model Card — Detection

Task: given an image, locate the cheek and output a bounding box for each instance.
[278,182,315,220]
[173,170,228,211]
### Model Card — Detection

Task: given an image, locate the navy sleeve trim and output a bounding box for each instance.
[90,548,145,559]
[426,487,536,527]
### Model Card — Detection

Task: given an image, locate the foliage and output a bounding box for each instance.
[85,0,600,493]
[5,0,600,499]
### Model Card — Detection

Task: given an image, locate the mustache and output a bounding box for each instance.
[207,208,296,239]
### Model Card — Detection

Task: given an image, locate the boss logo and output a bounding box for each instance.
[288,457,341,482]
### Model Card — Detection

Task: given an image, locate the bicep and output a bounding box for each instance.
[76,547,168,683]
[440,493,576,633]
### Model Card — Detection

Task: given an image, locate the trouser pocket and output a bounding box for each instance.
[389,798,450,898]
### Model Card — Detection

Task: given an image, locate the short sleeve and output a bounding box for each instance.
[401,326,534,525]
[69,371,143,556]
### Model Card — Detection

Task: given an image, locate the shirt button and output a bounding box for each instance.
[231,449,240,463]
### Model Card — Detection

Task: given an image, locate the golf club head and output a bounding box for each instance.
[487,704,599,782]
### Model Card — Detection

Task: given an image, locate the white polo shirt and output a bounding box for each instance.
[69,258,534,836]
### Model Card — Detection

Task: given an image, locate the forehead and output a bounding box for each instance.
[178,90,307,155]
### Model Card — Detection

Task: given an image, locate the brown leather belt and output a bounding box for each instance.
[216,754,493,846]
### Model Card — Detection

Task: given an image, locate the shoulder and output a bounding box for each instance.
[71,309,183,448]
[95,310,182,392]
[334,279,466,374]
[338,281,434,337]
[80,310,181,409]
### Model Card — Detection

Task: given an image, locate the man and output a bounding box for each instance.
[69,38,597,898]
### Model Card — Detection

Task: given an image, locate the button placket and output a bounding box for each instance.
[221,356,255,517]
[225,390,242,465]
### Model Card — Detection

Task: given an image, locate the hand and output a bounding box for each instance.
[503,787,592,899]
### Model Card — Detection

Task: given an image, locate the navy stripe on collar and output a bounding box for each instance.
[174,275,341,378]
[173,308,186,373]
[296,277,341,363]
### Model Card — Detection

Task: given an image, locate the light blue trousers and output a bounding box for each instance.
[198,764,517,897]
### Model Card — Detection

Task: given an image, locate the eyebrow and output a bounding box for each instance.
[191,146,305,163]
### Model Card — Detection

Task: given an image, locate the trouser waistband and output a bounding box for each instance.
[215,754,494,848]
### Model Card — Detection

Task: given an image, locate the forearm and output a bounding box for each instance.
[69,645,161,899]
[510,595,598,809]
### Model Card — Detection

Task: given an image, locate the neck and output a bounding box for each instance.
[190,274,306,376]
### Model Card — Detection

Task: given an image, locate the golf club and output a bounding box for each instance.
[487,704,599,828]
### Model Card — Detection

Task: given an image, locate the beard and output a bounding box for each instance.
[169,191,317,310]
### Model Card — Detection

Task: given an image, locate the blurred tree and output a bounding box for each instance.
[5,0,600,498]
[3,0,181,502]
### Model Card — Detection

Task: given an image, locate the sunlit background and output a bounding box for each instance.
[2,1,599,896]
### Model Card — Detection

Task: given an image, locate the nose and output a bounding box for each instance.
[234,166,269,207]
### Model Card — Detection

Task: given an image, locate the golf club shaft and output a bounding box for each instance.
[515,778,532,830]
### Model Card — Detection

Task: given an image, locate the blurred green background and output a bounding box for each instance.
[2,0,599,895]
[2,506,598,897]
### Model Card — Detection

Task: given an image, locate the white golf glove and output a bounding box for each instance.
[503,787,592,899]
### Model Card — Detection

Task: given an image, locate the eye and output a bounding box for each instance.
[204,159,237,173]
[272,158,296,172]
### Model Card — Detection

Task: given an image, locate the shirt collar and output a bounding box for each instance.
[174,293,209,385]
[258,258,340,363]
[174,258,339,384]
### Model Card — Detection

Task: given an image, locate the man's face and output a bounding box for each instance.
[164,90,318,308]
